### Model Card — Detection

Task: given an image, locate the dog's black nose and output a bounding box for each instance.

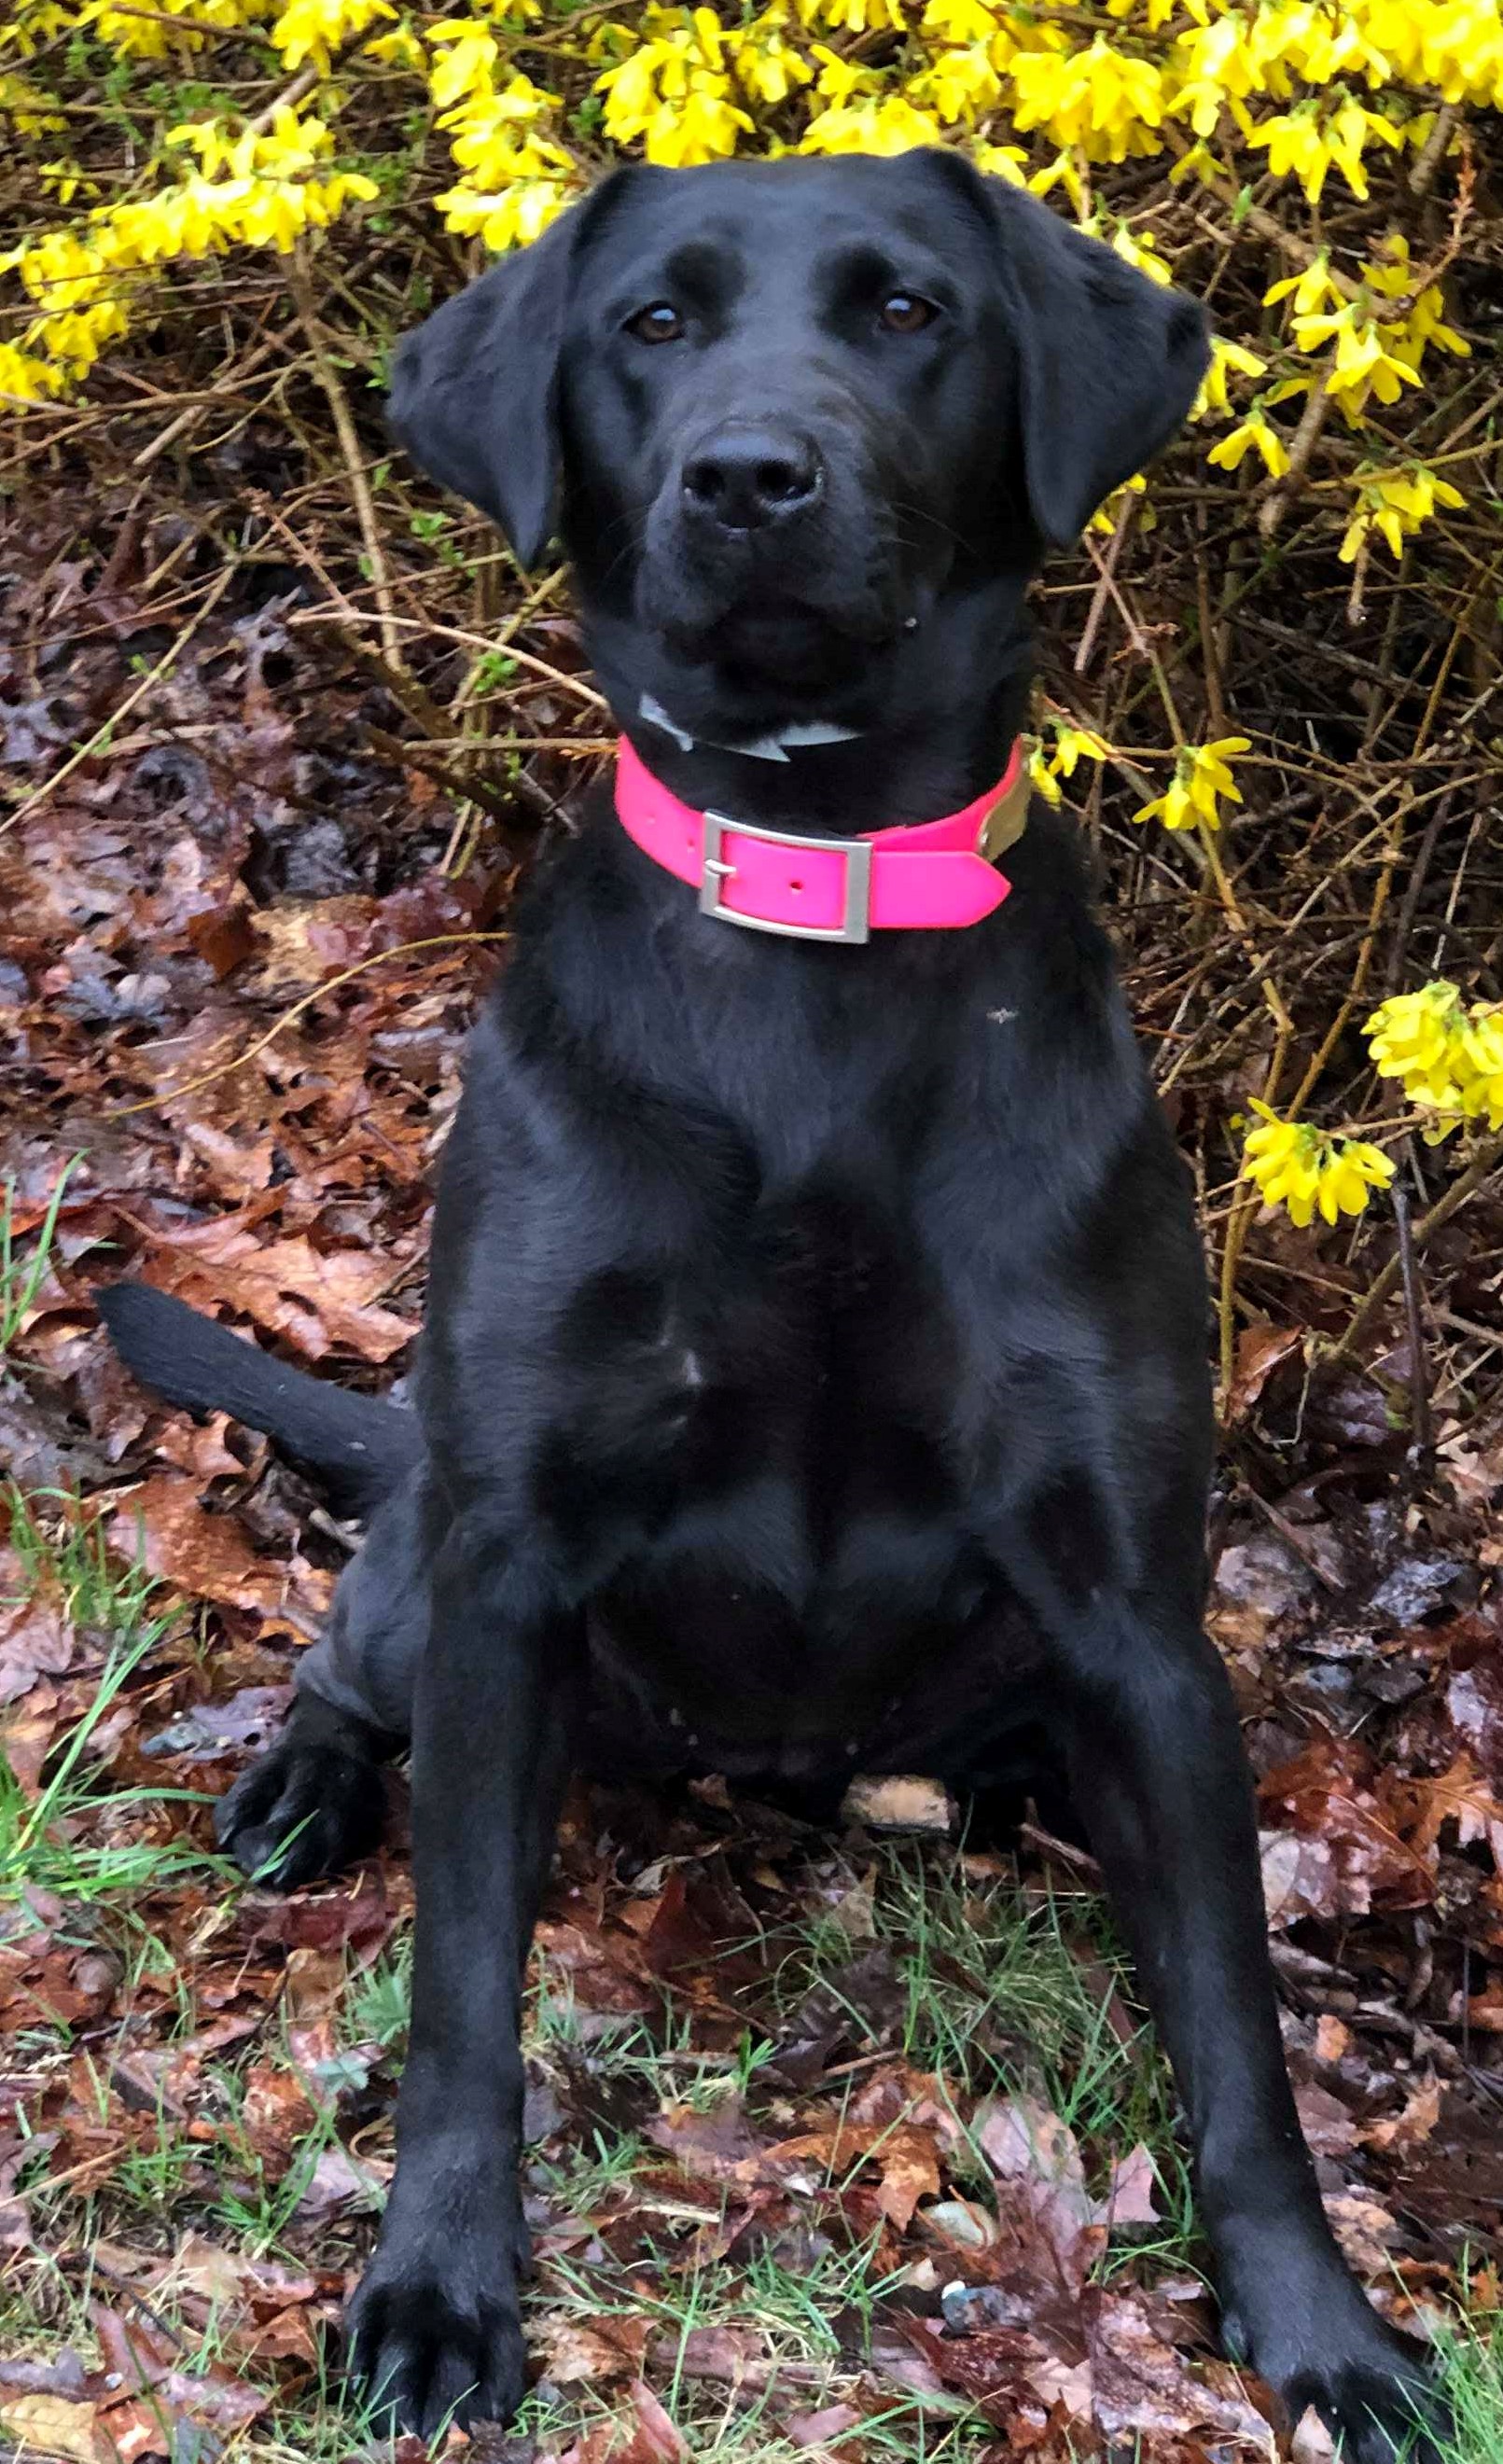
[681,424,823,533]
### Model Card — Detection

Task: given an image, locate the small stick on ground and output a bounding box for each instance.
[1393,1173,1433,1459]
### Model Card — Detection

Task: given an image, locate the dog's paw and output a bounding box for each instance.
[1227,2296,1444,2464]
[1277,2345,1444,2464]
[346,2253,528,2437]
[216,1737,383,1888]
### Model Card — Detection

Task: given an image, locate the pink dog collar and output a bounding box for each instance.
[614,735,1028,943]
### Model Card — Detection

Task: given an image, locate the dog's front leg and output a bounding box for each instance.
[347,1525,580,2438]
[1043,1603,1439,2463]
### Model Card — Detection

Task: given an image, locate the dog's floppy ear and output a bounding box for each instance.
[964,165,1209,548]
[387,204,583,568]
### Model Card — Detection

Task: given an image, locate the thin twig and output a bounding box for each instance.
[1335,1133,1503,1363]
[106,933,509,1119]
[287,254,403,669]
[364,723,531,827]
[1258,375,1332,539]
[1073,492,1137,677]
[291,606,612,712]
[1392,1173,1433,1457]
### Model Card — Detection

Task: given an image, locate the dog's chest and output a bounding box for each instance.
[551,1176,962,1510]
[549,1182,999,1764]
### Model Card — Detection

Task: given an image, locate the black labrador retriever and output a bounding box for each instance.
[101,148,1440,2459]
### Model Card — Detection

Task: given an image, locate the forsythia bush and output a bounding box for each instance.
[1,0,1496,1237]
[1240,987,1503,1224]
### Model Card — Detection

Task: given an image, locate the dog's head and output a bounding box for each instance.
[391,153,1206,740]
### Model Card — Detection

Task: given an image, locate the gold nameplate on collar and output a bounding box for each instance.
[977,740,1035,866]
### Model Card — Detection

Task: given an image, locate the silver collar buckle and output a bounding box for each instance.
[699,811,872,944]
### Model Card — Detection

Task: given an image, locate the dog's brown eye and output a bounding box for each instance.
[627,301,685,344]
[880,292,937,335]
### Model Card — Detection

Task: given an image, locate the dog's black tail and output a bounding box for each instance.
[97,1282,421,1517]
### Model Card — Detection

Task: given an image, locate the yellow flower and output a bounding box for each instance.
[921,0,995,37]
[729,10,812,105]
[1134,735,1250,832]
[1263,253,1344,319]
[437,160,575,250]
[363,22,425,68]
[445,90,569,193]
[1248,97,1401,205]
[1362,0,1503,105]
[270,0,393,77]
[1242,1109,1320,1226]
[593,42,661,135]
[912,44,1002,123]
[1316,1141,1397,1221]
[1109,220,1174,285]
[1242,1103,1395,1230]
[169,103,335,180]
[1168,137,1228,189]
[595,10,757,161]
[0,67,67,134]
[805,40,873,104]
[0,339,63,400]
[912,0,995,35]
[79,0,265,60]
[1339,463,1465,563]
[1365,981,1466,1111]
[1024,149,1089,216]
[972,139,1029,185]
[1365,983,1503,1137]
[1327,96,1403,198]
[428,23,501,109]
[1360,230,1413,299]
[1,2,76,57]
[1031,720,1110,802]
[1009,37,1166,165]
[795,0,905,31]
[800,91,940,152]
[1293,299,1422,414]
[1170,13,1262,139]
[8,0,1492,414]
[653,83,755,161]
[1207,406,1290,479]
[1088,470,1149,536]
[1135,776,1191,830]
[1383,283,1471,377]
[1460,1007,1503,1133]
[1273,4,1395,88]
[1190,336,1266,422]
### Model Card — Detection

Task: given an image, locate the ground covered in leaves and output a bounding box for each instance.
[4,397,1503,2464]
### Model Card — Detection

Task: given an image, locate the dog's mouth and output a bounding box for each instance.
[656,588,898,680]
[638,526,920,689]
[631,442,934,690]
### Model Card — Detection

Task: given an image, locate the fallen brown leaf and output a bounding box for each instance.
[530,2314,651,2387]
[1092,2142,1161,2229]
[841,1775,954,1834]
[106,1472,331,1631]
[974,2094,1099,2284]
[0,2390,101,2464]
[138,1222,416,1362]
[0,1552,76,1707]
[1086,2286,1272,2448]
